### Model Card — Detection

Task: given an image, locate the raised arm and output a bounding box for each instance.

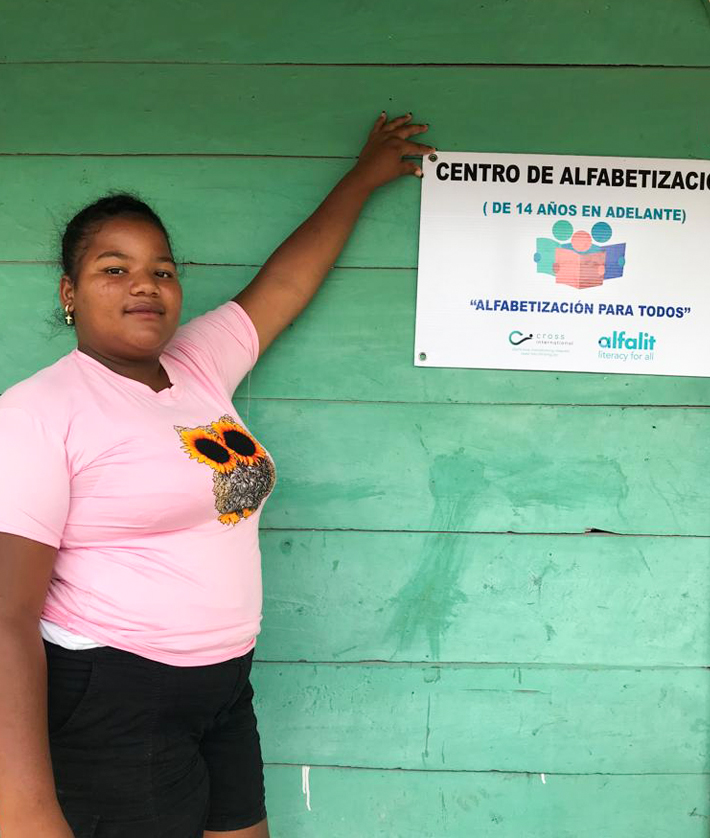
[0,533,74,837]
[234,112,434,356]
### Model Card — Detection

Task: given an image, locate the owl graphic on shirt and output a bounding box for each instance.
[175,415,275,526]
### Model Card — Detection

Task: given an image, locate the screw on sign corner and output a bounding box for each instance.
[428,153,438,162]
[419,352,427,361]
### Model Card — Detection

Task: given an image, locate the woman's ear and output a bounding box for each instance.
[59,274,75,308]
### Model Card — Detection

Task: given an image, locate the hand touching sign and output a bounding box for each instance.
[353,111,435,189]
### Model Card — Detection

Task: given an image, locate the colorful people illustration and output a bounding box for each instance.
[534,220,626,289]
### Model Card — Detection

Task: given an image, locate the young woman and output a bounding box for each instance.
[0,113,433,838]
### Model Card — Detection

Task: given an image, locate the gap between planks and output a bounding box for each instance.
[254,660,709,671]
[264,761,710,777]
[0,152,356,159]
[2,151,710,163]
[259,527,710,539]
[1,61,709,69]
[234,396,710,410]
[0,260,413,270]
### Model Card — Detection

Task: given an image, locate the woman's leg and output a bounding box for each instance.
[200,659,267,836]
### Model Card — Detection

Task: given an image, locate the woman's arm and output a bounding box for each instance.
[0,533,74,837]
[234,112,433,356]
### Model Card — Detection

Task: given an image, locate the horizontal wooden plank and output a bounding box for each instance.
[0,156,412,266]
[5,264,710,406]
[236,267,710,406]
[263,766,710,838]
[242,400,710,536]
[0,265,74,394]
[252,662,708,772]
[257,531,710,666]
[2,0,709,66]
[5,142,710,283]
[2,66,709,157]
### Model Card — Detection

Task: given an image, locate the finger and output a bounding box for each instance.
[401,160,423,178]
[369,110,388,136]
[400,140,437,157]
[383,112,413,132]
[392,123,430,140]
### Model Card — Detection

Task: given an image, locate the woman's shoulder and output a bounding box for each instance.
[0,352,79,425]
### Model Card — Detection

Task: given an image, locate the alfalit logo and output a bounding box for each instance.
[598,330,656,350]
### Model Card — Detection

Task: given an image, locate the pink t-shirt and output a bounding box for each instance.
[0,302,276,666]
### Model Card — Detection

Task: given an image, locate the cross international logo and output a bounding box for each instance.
[534,220,626,290]
[508,329,573,357]
[508,330,533,346]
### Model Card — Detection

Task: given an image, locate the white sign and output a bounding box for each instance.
[414,151,710,377]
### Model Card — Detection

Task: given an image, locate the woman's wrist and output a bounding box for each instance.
[337,166,378,202]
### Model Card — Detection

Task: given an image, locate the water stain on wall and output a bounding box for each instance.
[386,450,483,659]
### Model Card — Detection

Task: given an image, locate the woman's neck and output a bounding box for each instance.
[77,345,172,392]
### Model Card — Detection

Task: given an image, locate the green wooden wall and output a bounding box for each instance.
[2,2,710,834]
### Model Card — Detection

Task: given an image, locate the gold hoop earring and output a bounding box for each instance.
[64,304,75,326]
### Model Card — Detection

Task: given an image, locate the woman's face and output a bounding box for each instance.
[60,216,183,361]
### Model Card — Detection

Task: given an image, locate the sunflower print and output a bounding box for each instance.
[175,415,275,526]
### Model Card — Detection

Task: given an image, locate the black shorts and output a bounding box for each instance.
[45,640,266,838]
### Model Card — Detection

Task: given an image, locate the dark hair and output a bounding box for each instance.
[61,193,173,282]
